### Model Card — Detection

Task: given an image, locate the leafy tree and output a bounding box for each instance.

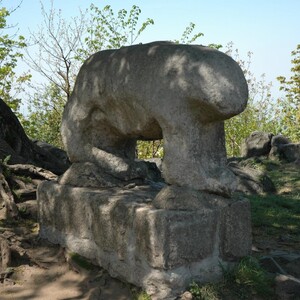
[224,43,277,157]
[76,4,154,60]
[0,2,30,113]
[24,3,155,148]
[277,44,300,141]
[174,22,204,44]
[25,0,85,100]
[23,83,65,147]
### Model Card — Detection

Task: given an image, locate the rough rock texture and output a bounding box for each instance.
[241,131,273,158]
[0,98,69,175]
[38,42,251,299]
[228,162,276,195]
[61,41,248,197]
[276,143,300,163]
[38,182,252,299]
[32,140,70,165]
[269,135,300,162]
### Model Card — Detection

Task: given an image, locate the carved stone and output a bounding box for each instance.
[38,42,251,299]
[61,41,248,197]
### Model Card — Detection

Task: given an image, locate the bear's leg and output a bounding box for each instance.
[162,121,236,197]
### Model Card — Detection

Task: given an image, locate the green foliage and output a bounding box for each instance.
[277,44,300,141]
[69,252,95,270]
[131,290,151,300]
[189,281,219,300]
[225,44,278,157]
[0,155,11,177]
[25,4,154,151]
[174,22,204,44]
[249,162,300,239]
[1,154,11,165]
[251,193,300,236]
[136,140,163,159]
[23,83,65,148]
[0,3,31,113]
[76,4,154,60]
[190,257,275,299]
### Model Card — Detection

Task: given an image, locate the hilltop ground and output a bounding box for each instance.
[0,158,299,300]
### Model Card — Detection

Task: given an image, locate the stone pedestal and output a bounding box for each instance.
[37,181,251,299]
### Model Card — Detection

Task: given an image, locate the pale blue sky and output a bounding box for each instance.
[4,0,300,100]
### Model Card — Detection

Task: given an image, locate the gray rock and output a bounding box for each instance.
[268,134,300,162]
[38,181,251,299]
[271,135,291,147]
[228,162,276,194]
[241,131,273,158]
[275,274,300,299]
[0,98,68,175]
[61,41,248,197]
[33,140,70,165]
[38,42,251,299]
[269,135,291,160]
[279,143,300,162]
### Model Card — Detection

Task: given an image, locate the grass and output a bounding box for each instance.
[189,257,275,300]
[190,160,300,299]
[249,161,300,242]
[250,194,300,237]
[68,252,96,270]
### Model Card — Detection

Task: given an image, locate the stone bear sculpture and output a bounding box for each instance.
[61,41,248,196]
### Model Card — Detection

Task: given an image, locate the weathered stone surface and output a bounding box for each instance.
[39,42,251,299]
[38,182,251,299]
[0,98,69,175]
[278,143,300,162]
[61,41,248,197]
[153,185,231,210]
[59,161,162,188]
[33,140,70,165]
[241,131,273,158]
[275,274,300,299]
[228,162,276,194]
[219,199,252,260]
[268,134,300,162]
[271,134,291,148]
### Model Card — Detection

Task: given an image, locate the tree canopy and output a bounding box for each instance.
[0,2,30,114]
[1,1,299,157]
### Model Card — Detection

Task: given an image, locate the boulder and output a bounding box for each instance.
[277,143,300,163]
[61,41,248,197]
[0,98,69,175]
[228,161,276,195]
[269,135,300,162]
[39,42,251,299]
[240,131,273,158]
[38,181,252,299]
[32,140,70,165]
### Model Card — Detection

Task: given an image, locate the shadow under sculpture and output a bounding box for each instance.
[38,42,251,299]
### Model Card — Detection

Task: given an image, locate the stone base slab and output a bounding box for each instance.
[37,181,251,299]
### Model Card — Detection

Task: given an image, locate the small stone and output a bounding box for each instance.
[275,274,300,299]
[180,291,193,300]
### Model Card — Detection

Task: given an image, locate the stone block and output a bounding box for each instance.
[38,181,251,299]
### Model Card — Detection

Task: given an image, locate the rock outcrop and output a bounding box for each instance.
[38,42,251,299]
[61,41,248,197]
[241,131,300,163]
[240,131,273,158]
[0,98,69,175]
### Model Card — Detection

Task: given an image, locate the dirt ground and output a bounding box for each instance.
[1,207,299,300]
[0,161,299,300]
[0,212,136,300]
